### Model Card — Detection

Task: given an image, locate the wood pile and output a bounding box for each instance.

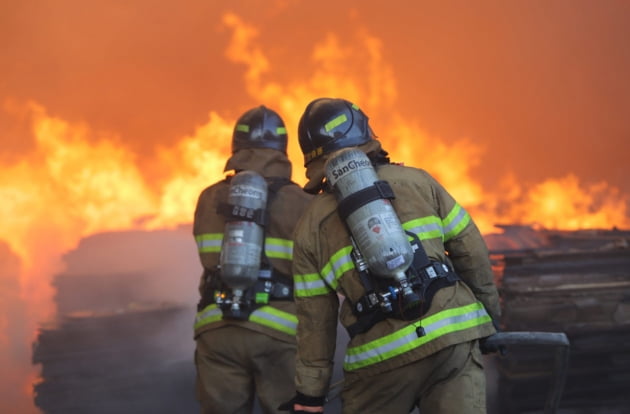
[31,226,630,413]
[32,303,198,414]
[490,226,630,413]
[31,228,201,413]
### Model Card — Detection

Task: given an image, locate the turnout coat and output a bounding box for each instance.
[193,148,313,343]
[292,143,500,397]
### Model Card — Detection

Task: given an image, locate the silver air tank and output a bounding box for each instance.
[325,148,414,282]
[220,170,268,300]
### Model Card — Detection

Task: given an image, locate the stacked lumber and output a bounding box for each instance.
[491,227,630,413]
[32,304,198,414]
[31,228,201,413]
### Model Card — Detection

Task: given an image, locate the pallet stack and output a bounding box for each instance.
[30,228,200,414]
[491,227,630,413]
[32,304,198,414]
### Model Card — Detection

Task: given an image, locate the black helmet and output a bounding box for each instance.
[298,98,372,165]
[232,106,288,154]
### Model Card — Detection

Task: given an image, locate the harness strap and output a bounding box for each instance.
[260,176,293,270]
[216,201,267,226]
[198,269,294,313]
[346,263,460,338]
[337,180,395,221]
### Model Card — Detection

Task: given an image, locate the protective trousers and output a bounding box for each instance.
[341,340,486,414]
[195,325,296,414]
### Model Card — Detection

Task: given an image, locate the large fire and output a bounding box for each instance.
[1,10,629,414]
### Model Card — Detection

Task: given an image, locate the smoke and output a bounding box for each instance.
[32,227,202,413]
[0,241,39,414]
[57,227,201,310]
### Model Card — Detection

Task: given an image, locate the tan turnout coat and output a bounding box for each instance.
[292,143,500,397]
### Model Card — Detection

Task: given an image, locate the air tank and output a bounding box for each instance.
[325,148,414,281]
[220,170,267,293]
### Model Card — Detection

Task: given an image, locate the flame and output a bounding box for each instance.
[492,174,630,230]
[1,10,629,413]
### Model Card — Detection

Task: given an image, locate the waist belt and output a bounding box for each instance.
[197,268,294,313]
[347,261,459,338]
[246,269,294,304]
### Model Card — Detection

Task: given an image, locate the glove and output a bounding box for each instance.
[479,319,508,356]
[278,392,326,413]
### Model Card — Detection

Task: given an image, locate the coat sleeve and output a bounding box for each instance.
[430,175,502,322]
[292,219,339,398]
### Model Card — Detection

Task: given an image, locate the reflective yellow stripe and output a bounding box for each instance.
[194,304,222,330]
[402,216,443,241]
[442,203,471,241]
[249,306,297,336]
[295,246,353,297]
[194,304,297,336]
[196,233,223,253]
[295,272,329,297]
[325,114,348,132]
[344,302,491,371]
[320,246,353,288]
[265,237,293,260]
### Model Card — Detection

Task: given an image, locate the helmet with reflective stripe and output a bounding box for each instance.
[232,106,288,154]
[298,98,372,165]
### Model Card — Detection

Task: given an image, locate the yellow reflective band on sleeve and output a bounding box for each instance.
[194,304,223,330]
[236,124,250,132]
[319,246,354,289]
[402,216,444,241]
[343,302,491,371]
[249,306,298,336]
[442,203,471,242]
[265,237,293,260]
[325,114,348,132]
[351,103,360,110]
[295,273,330,297]
[196,233,223,253]
[295,246,353,297]
[276,126,287,135]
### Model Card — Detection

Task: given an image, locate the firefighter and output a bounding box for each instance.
[281,98,501,413]
[193,105,313,414]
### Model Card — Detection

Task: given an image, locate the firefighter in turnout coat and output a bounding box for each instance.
[193,106,313,413]
[281,98,501,414]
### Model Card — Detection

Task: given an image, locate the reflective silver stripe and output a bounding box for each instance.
[250,306,297,335]
[344,303,490,370]
[442,204,470,241]
[319,246,354,289]
[404,222,443,239]
[196,233,223,253]
[194,305,222,330]
[294,276,329,295]
[265,237,293,259]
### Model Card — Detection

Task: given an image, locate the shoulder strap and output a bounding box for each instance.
[260,176,292,269]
